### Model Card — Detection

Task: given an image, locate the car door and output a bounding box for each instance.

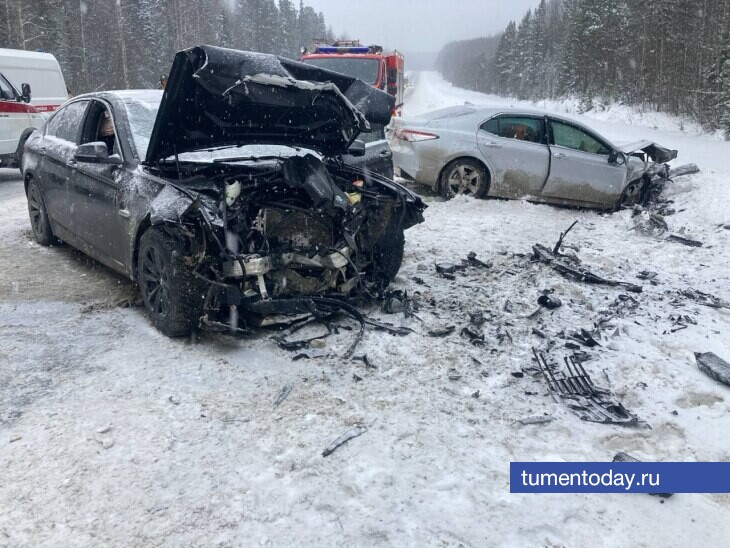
[541,119,627,206]
[68,99,131,271]
[342,123,394,179]
[37,100,90,235]
[0,73,31,161]
[476,115,550,198]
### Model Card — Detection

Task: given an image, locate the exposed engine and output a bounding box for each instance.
[155,153,422,331]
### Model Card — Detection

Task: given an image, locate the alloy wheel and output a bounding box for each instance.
[141,246,171,317]
[446,164,482,197]
[28,184,45,237]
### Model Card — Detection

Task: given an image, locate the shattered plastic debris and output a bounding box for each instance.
[569,329,601,348]
[679,288,729,309]
[466,251,492,269]
[533,349,643,427]
[460,326,485,346]
[695,352,730,387]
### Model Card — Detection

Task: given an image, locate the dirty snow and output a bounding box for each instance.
[1,72,730,547]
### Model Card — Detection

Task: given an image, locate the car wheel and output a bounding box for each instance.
[137,227,206,337]
[373,222,406,282]
[439,159,488,199]
[26,178,58,246]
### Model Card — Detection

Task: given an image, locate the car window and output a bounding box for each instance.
[481,115,545,144]
[46,101,89,144]
[480,117,499,135]
[0,74,17,100]
[358,123,386,144]
[550,121,610,155]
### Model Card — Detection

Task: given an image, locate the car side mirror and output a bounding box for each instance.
[346,140,366,157]
[21,83,31,103]
[75,142,123,165]
[608,150,625,165]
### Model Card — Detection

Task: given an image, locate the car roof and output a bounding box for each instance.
[410,104,614,142]
[68,89,163,103]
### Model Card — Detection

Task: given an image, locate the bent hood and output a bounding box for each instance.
[144,45,395,164]
[619,140,678,164]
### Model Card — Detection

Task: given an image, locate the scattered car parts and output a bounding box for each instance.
[533,349,643,427]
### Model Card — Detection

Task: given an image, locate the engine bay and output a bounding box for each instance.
[151,153,424,331]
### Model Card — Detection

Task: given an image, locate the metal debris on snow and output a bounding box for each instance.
[322,425,368,457]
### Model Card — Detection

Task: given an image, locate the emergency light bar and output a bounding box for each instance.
[314,46,371,54]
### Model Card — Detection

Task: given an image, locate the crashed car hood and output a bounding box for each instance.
[619,140,678,164]
[144,45,396,164]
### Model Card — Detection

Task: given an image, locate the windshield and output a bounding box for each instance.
[302,57,380,85]
[0,73,19,100]
[120,92,162,159]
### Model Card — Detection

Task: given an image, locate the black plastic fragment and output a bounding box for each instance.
[613,452,674,498]
[537,295,562,309]
[667,234,703,247]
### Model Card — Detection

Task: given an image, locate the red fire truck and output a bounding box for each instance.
[300,40,404,115]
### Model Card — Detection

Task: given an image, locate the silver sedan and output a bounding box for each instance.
[389,106,677,209]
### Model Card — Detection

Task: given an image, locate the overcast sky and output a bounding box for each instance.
[305,0,543,53]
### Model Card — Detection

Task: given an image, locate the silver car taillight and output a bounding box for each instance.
[395,129,439,142]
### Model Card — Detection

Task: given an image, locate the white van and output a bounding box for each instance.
[0,48,68,113]
[0,49,68,167]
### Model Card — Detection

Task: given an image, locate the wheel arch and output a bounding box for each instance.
[130,215,152,281]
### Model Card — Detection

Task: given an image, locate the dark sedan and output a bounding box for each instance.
[22,45,425,337]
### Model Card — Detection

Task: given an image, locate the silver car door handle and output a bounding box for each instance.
[118,209,131,218]
[380,150,392,157]
[553,152,568,159]
[482,141,502,148]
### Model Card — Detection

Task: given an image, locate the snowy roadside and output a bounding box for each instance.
[1,72,730,547]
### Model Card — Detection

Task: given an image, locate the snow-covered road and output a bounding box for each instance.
[1,73,729,547]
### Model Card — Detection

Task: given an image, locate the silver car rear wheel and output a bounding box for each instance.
[440,159,488,199]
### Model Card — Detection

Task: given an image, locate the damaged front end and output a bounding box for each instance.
[619,140,678,207]
[149,153,424,332]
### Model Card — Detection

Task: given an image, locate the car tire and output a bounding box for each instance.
[439,159,489,200]
[137,227,207,337]
[26,178,59,246]
[373,222,406,282]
